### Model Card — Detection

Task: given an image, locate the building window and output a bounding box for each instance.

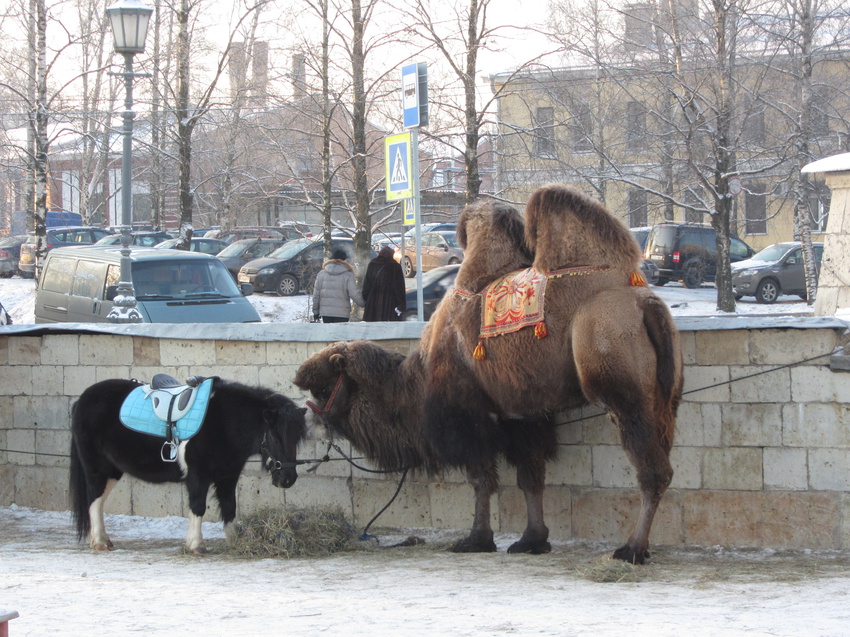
[745,184,767,234]
[742,109,765,146]
[628,189,648,227]
[626,101,647,151]
[533,106,555,157]
[571,106,593,152]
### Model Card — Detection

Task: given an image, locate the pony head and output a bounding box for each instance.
[261,394,308,488]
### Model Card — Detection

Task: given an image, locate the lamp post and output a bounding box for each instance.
[105,0,153,323]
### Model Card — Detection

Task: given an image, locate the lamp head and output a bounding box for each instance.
[106,0,153,55]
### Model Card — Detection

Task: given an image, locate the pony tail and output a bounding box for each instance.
[69,426,91,541]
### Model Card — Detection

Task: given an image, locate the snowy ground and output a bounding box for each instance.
[2,505,850,636]
[0,275,822,325]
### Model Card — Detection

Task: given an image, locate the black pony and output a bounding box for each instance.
[69,377,307,553]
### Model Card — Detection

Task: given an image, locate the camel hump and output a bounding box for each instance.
[524,183,642,273]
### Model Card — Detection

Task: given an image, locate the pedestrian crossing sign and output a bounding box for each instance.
[385,132,413,201]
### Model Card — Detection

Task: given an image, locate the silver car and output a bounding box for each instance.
[731,241,824,304]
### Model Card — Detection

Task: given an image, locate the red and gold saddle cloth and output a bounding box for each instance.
[480,267,548,338]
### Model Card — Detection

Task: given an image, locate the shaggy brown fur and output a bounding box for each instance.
[422,183,683,564]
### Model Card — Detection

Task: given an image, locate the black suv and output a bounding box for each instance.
[643,223,754,288]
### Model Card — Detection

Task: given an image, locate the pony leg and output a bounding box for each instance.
[213,476,239,546]
[185,473,212,554]
[89,478,118,551]
[452,461,499,553]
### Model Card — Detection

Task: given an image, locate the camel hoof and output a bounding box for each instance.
[507,539,551,555]
[612,544,650,565]
[451,536,497,553]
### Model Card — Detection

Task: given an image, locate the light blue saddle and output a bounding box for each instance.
[119,375,214,461]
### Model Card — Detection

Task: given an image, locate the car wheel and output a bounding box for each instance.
[276,274,299,296]
[683,259,705,289]
[755,278,780,304]
[20,271,34,279]
[403,256,415,278]
[654,277,668,286]
[447,257,460,265]
[734,294,743,301]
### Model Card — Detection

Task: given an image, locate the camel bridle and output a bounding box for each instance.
[306,373,345,417]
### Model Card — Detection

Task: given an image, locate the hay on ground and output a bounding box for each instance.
[230,506,355,558]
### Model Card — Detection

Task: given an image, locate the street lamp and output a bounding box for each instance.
[105,0,152,323]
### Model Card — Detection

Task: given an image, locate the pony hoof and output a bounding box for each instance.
[188,546,208,555]
[507,539,551,555]
[612,544,650,565]
[92,542,111,551]
[451,537,497,553]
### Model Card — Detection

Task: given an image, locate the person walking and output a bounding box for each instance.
[312,248,365,323]
[362,245,407,321]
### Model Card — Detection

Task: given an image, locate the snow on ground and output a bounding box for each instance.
[2,505,850,636]
[0,275,819,325]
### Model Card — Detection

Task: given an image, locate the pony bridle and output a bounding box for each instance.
[306,374,344,417]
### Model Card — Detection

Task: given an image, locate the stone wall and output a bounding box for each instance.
[1,317,849,551]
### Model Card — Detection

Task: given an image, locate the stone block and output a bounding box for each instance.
[95,366,132,383]
[581,412,618,444]
[129,478,185,518]
[782,403,850,447]
[759,492,840,549]
[7,337,41,366]
[545,445,592,486]
[236,473,286,515]
[0,336,8,364]
[840,494,850,550]
[298,439,352,479]
[791,366,850,403]
[0,364,32,396]
[283,475,352,518]
[429,481,490,531]
[592,445,635,489]
[63,366,98,398]
[267,341,314,366]
[763,447,808,491]
[496,484,572,540]
[571,488,683,546]
[497,485,527,534]
[749,328,837,365]
[670,446,702,489]
[682,365,730,402]
[684,491,763,547]
[15,395,71,431]
[158,339,216,366]
[6,429,34,465]
[720,403,782,446]
[678,330,697,365]
[216,340,266,365]
[102,478,133,515]
[31,366,64,396]
[212,366,260,386]
[133,337,160,367]
[702,447,763,490]
[36,429,71,468]
[809,448,850,491]
[695,330,749,366]
[675,402,722,446]
[351,478,431,529]
[13,465,68,511]
[730,366,791,403]
[0,466,14,505]
[79,335,133,366]
[40,335,79,365]
[552,414,582,445]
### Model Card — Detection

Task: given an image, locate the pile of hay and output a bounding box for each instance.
[230,507,355,558]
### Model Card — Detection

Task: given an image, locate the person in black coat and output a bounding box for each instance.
[362,245,407,321]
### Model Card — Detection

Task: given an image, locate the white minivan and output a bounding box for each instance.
[35,246,260,324]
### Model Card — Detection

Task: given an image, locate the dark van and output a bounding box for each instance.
[643,223,754,288]
[35,246,260,323]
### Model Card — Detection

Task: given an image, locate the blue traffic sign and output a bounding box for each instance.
[385,132,412,201]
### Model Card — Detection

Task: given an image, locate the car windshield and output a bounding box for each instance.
[268,237,314,259]
[750,244,793,263]
[437,232,458,247]
[131,259,241,299]
[217,239,258,257]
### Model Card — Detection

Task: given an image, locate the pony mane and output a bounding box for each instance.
[524,183,641,272]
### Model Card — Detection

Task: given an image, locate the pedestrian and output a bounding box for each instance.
[312,248,365,323]
[362,245,407,321]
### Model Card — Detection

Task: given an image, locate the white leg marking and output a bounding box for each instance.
[177,441,189,478]
[185,513,206,554]
[89,478,118,551]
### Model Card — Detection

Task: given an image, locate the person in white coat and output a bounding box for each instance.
[312,248,365,323]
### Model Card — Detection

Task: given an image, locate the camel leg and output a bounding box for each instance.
[88,478,118,551]
[610,409,673,565]
[452,461,498,553]
[507,456,551,554]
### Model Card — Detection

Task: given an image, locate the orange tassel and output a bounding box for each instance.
[630,271,646,286]
[473,340,486,360]
[534,320,548,339]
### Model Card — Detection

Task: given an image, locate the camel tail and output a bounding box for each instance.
[68,402,91,542]
[642,296,683,447]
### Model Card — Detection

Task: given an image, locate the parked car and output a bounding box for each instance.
[238,237,373,296]
[394,231,464,278]
[422,222,458,233]
[630,226,661,285]
[18,226,112,278]
[642,223,754,288]
[371,231,403,253]
[216,238,287,279]
[155,237,228,255]
[206,222,312,245]
[731,241,824,304]
[402,264,460,321]
[93,231,173,247]
[0,235,27,278]
[35,246,259,324]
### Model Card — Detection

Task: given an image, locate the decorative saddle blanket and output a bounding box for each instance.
[119,375,214,442]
